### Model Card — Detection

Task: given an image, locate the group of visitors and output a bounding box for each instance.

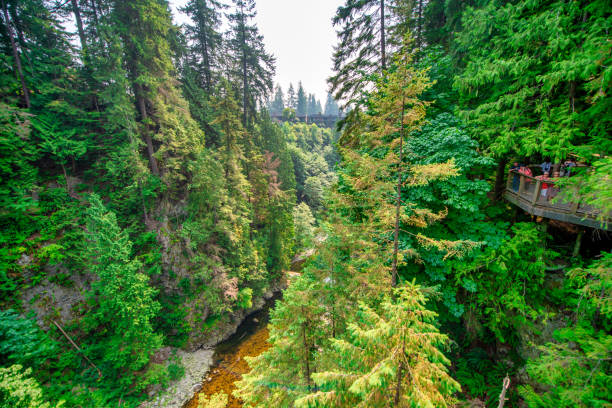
[510,158,579,201]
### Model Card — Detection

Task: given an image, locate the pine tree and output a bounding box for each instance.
[324,93,340,116]
[287,83,297,110]
[330,0,389,104]
[269,84,285,115]
[296,284,460,408]
[296,81,308,116]
[182,0,225,94]
[234,273,328,406]
[227,0,275,127]
[84,194,162,386]
[114,0,205,189]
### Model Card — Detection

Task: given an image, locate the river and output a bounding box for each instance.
[184,295,279,408]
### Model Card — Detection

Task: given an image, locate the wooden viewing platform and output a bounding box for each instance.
[504,170,611,231]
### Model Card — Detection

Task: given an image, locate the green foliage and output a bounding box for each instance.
[454,223,554,343]
[518,254,611,407]
[237,287,253,309]
[0,365,55,408]
[167,362,185,382]
[293,202,316,252]
[84,194,162,386]
[296,284,460,408]
[282,122,338,207]
[454,0,611,161]
[0,310,56,368]
[454,348,516,407]
[235,273,328,406]
[519,325,611,407]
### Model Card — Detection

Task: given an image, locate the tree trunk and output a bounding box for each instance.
[391,97,406,287]
[416,0,423,58]
[135,83,160,176]
[2,0,30,108]
[10,9,32,69]
[572,229,583,258]
[197,8,212,94]
[90,0,100,33]
[239,5,249,126]
[70,0,88,59]
[380,0,386,71]
[493,157,508,201]
[302,318,312,390]
[394,362,403,404]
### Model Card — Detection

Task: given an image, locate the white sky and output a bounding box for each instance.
[169,0,344,104]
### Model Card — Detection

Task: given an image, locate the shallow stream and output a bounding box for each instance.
[184,295,279,408]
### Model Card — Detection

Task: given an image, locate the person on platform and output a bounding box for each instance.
[536,171,551,200]
[510,162,521,191]
[540,159,552,174]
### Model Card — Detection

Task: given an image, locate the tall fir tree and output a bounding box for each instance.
[296,284,460,408]
[269,84,285,115]
[324,92,340,116]
[330,0,389,105]
[286,82,297,110]
[182,0,225,93]
[84,194,162,387]
[227,0,275,127]
[296,81,308,116]
[114,0,205,189]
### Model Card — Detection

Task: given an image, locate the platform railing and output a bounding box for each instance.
[505,170,610,230]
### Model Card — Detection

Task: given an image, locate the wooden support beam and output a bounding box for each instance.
[531,179,542,205]
[518,174,526,195]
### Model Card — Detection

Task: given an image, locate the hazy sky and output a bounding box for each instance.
[169,0,344,103]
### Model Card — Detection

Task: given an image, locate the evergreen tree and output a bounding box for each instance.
[454,0,611,165]
[307,93,321,115]
[269,84,285,115]
[330,0,389,104]
[227,0,275,127]
[296,284,460,408]
[114,0,205,188]
[84,194,162,387]
[286,82,297,110]
[234,273,328,406]
[296,81,308,116]
[182,0,225,93]
[341,42,466,286]
[324,93,340,116]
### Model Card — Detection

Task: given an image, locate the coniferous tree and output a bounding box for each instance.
[182,0,225,93]
[296,284,460,408]
[330,0,389,104]
[269,84,285,115]
[296,81,308,116]
[307,93,320,115]
[227,0,275,127]
[454,0,611,166]
[286,82,297,110]
[114,0,205,188]
[84,194,162,386]
[324,92,340,116]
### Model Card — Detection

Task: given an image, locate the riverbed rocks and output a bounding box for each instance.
[140,348,214,408]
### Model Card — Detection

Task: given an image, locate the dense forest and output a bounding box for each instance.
[0,0,610,408]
